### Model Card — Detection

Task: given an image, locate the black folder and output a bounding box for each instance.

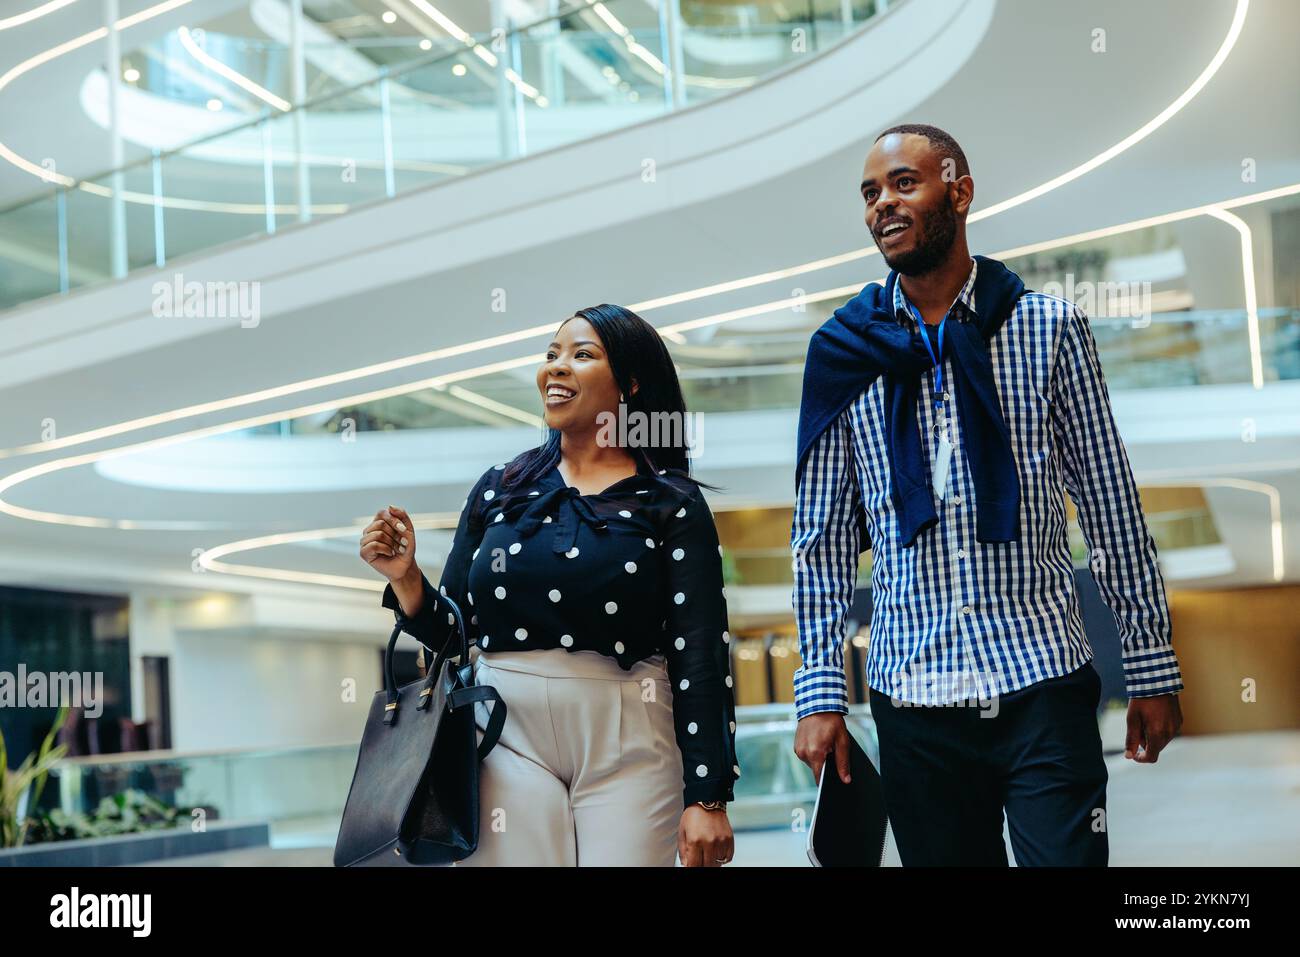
[806,732,889,867]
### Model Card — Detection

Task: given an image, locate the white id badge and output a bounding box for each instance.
[932,431,953,501]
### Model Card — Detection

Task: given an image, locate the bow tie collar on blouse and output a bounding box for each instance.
[496,484,609,555]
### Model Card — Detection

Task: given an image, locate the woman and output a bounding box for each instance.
[359,304,739,867]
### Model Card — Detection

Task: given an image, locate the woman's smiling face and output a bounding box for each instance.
[537,316,625,434]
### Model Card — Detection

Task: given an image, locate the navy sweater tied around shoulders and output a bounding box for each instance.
[793,255,1028,551]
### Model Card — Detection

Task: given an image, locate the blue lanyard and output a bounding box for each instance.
[909,304,947,411]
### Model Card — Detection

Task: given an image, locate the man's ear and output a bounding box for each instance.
[629,378,640,397]
[952,175,974,218]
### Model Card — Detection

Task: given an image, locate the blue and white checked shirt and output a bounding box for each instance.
[791,258,1184,715]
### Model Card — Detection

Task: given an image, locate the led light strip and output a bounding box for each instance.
[204,470,1293,590]
[0,282,873,528]
[0,324,562,458]
[405,0,548,105]
[4,182,1293,535]
[0,0,534,214]
[589,2,668,76]
[7,179,1293,463]
[177,25,290,112]
[203,444,1296,588]
[1146,477,1284,582]
[970,0,1250,223]
[0,0,78,31]
[585,2,755,90]
[0,375,544,529]
[200,524,426,590]
[11,0,1249,212]
[444,383,544,427]
[200,555,386,590]
[0,0,1283,555]
[0,0,347,216]
[631,248,868,312]
[0,179,1288,529]
[0,0,198,188]
[1204,208,1263,389]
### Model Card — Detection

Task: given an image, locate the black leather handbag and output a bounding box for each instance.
[333,593,506,866]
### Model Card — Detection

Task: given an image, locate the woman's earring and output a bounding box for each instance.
[619,392,625,403]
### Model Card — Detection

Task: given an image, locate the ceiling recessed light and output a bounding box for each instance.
[123,66,140,82]
[206,97,222,111]
[419,38,432,50]
[451,62,466,76]
[381,10,396,24]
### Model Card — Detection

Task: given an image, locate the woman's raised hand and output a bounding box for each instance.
[360,505,415,582]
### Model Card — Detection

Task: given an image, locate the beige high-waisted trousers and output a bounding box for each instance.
[457,646,685,867]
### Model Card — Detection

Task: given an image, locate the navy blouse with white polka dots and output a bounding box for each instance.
[381,456,740,805]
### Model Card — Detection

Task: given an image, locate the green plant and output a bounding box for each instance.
[25,788,191,845]
[0,707,69,849]
[720,547,742,586]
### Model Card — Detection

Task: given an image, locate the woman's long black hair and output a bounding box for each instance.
[502,304,721,494]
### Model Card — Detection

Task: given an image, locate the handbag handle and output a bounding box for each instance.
[383,591,470,724]
[449,685,508,761]
[382,620,405,723]
[422,591,468,685]
[381,594,506,761]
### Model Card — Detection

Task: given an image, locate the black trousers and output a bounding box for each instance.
[868,662,1109,866]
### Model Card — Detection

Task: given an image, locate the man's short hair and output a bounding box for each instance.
[875,123,970,180]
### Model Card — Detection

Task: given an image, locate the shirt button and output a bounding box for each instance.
[952,495,963,505]
[957,548,967,559]
[961,605,972,615]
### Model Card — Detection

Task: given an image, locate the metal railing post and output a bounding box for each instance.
[491,0,516,160]
[289,0,311,223]
[56,187,69,294]
[379,69,396,198]
[151,148,165,266]
[662,0,685,110]
[104,0,127,277]
[261,119,277,235]
[509,21,527,155]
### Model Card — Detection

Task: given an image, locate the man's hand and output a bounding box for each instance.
[1125,694,1182,763]
[794,712,852,786]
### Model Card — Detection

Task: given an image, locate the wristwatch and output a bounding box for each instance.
[695,800,727,812]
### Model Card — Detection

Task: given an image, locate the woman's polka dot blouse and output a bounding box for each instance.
[381,457,740,805]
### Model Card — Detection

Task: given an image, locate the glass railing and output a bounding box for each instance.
[121,0,885,108]
[222,186,1300,442]
[1069,506,1222,565]
[227,303,1299,442]
[51,742,358,848]
[48,702,853,844]
[0,0,894,313]
[129,33,443,108]
[1090,307,1300,388]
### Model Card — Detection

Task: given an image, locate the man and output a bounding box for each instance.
[790,124,1183,866]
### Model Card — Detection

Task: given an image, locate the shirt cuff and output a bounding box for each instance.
[380,574,440,643]
[793,664,849,719]
[683,777,734,806]
[1122,645,1184,697]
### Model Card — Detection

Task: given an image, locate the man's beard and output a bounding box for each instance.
[877,192,958,276]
